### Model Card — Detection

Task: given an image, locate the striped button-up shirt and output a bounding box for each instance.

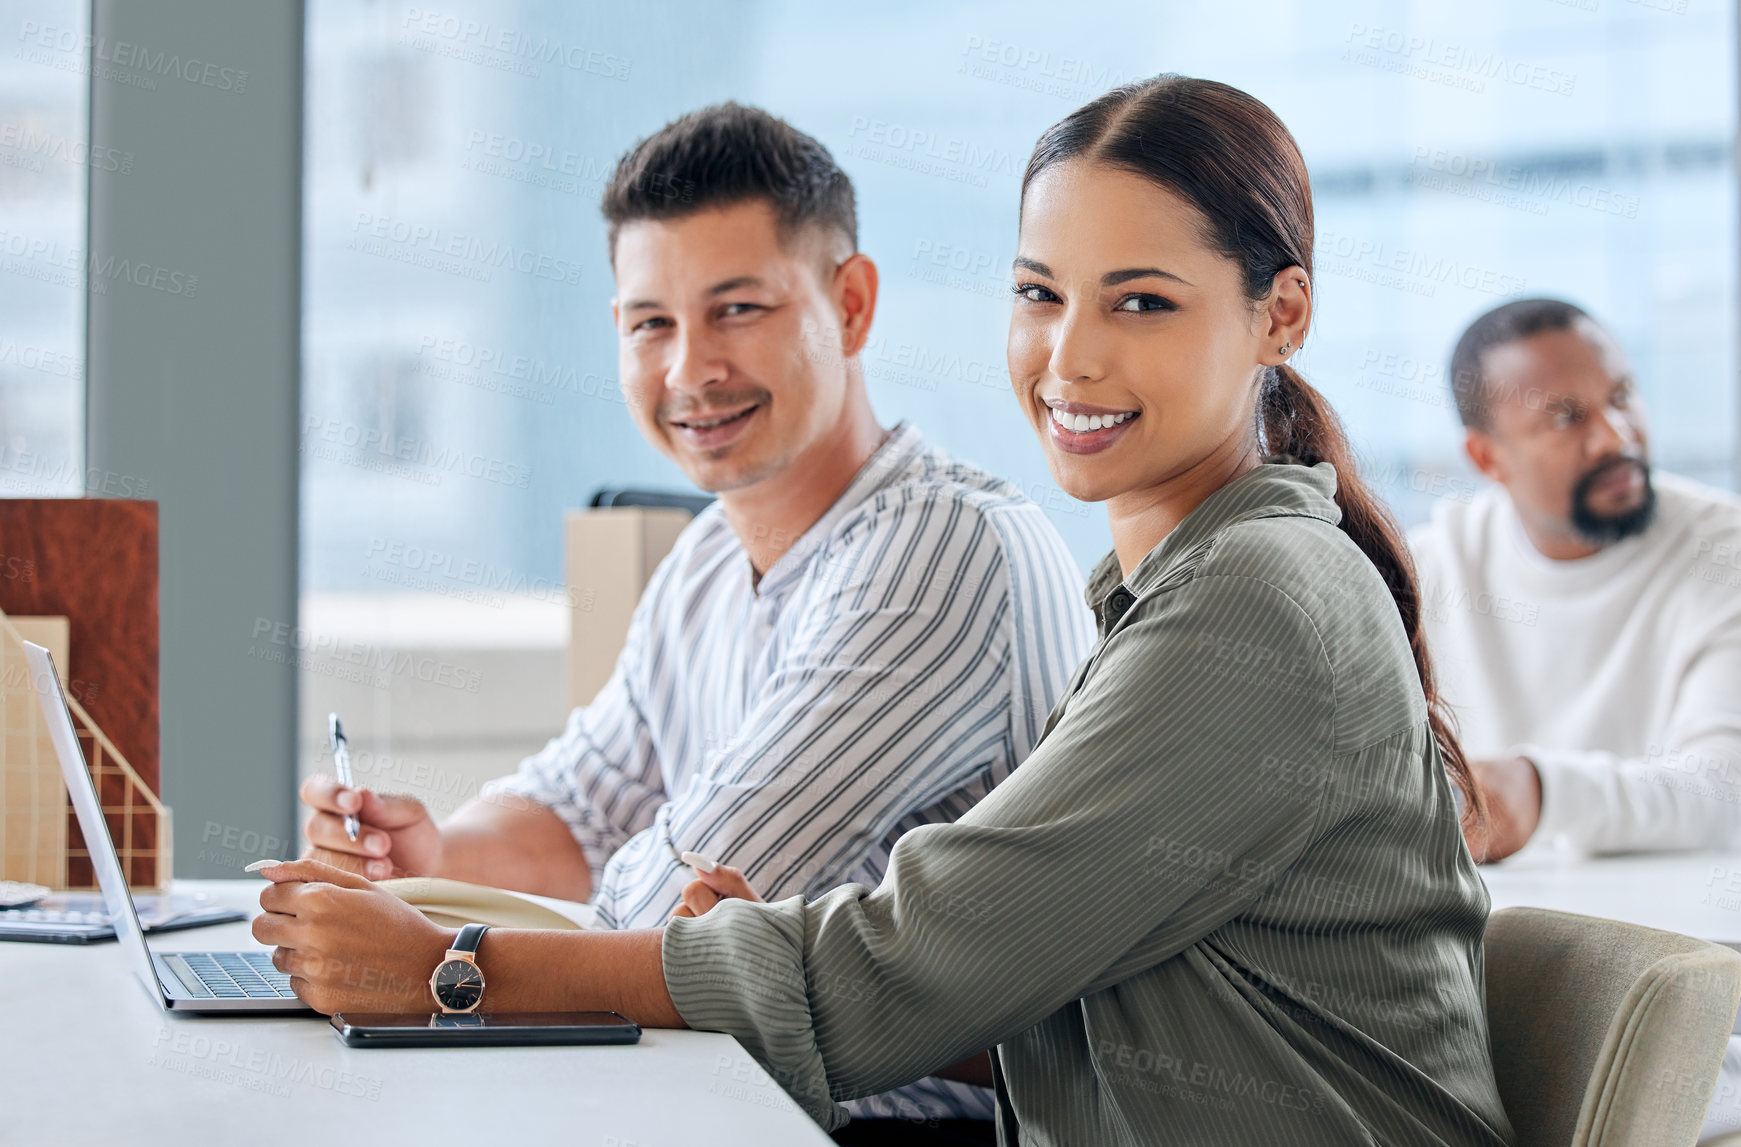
[483,421,1094,1121]
[661,460,1514,1145]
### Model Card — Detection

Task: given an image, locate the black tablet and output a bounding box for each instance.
[331,1011,642,1048]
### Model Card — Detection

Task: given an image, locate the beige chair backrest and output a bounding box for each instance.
[564,506,692,710]
[1485,906,1741,1147]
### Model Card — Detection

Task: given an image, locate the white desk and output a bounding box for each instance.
[1483,849,1741,949]
[6,879,834,1147]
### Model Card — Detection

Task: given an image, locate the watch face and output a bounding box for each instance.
[432,959,484,1011]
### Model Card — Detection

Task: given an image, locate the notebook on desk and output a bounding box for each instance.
[377,877,597,931]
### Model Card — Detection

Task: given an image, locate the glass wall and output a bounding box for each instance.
[303,0,1736,595]
[0,0,90,497]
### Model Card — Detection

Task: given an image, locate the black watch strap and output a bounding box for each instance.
[452,922,490,955]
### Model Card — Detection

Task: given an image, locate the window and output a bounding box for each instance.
[304,1,1735,594]
[0,0,90,497]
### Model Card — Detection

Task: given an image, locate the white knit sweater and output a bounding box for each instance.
[1409,470,1741,853]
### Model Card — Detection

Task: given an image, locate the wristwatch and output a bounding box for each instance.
[429,923,490,1014]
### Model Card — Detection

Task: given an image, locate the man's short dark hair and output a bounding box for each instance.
[1448,297,1593,430]
[601,102,857,268]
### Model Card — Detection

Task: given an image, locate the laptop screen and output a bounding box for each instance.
[23,641,166,1005]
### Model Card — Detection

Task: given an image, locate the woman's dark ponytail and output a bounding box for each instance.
[1025,76,1483,827]
[1262,366,1483,826]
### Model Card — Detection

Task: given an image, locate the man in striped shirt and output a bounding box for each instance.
[298,104,1093,1132]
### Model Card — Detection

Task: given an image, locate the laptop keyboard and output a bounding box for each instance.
[181,951,299,998]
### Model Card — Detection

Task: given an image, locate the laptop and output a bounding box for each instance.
[24,640,311,1013]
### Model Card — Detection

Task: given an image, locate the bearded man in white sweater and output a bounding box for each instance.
[1409,297,1741,1142]
[1408,298,1741,866]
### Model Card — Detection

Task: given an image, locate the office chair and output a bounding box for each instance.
[589,488,714,516]
[1485,907,1741,1146]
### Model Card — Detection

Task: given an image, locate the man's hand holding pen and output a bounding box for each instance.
[299,773,445,881]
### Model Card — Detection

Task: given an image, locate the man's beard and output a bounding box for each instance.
[1569,455,1656,544]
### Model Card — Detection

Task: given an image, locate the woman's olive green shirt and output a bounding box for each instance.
[662,460,1513,1146]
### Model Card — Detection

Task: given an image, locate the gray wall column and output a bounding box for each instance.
[85,0,304,876]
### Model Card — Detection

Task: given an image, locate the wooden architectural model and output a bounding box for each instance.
[0,499,166,890]
[0,609,170,890]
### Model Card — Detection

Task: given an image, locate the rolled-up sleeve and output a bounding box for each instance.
[663,572,1339,1129]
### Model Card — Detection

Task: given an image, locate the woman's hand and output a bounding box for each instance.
[671,863,762,918]
[252,858,455,1015]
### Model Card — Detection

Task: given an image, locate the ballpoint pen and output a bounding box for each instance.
[328,713,359,842]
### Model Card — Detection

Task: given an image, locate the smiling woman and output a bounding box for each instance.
[647,76,1509,1145]
[1006,77,1481,824]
